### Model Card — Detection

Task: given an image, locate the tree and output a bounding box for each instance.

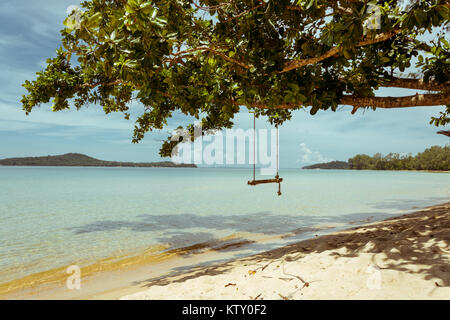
[21,0,450,157]
[415,145,450,169]
[348,153,373,169]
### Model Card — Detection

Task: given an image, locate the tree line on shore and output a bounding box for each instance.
[304,145,449,171]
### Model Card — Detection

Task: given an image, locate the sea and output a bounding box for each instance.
[0,167,448,289]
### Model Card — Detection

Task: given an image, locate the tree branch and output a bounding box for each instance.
[170,46,252,69]
[223,2,266,22]
[287,4,353,15]
[281,29,402,73]
[437,130,450,137]
[240,93,450,112]
[381,78,450,92]
[341,93,450,114]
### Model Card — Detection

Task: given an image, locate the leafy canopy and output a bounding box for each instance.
[21,0,450,156]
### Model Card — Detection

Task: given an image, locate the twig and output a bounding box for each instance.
[281,260,309,286]
[254,259,280,272]
[225,283,236,287]
[223,2,266,23]
[254,293,262,300]
[262,276,294,281]
[278,293,289,300]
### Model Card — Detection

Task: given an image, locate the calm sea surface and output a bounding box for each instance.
[0,167,448,284]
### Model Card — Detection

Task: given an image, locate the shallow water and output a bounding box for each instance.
[0,167,448,285]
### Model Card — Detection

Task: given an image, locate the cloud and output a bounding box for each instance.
[297,142,331,164]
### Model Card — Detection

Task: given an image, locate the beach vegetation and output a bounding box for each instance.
[347,145,449,170]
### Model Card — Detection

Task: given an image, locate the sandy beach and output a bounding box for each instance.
[120,202,450,300]
[2,202,449,300]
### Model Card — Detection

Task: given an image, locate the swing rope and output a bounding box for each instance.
[276,123,279,176]
[253,112,256,182]
[248,112,282,196]
[276,123,281,196]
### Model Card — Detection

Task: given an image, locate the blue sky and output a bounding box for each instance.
[0,0,448,168]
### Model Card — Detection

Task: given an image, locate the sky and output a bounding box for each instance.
[0,0,448,168]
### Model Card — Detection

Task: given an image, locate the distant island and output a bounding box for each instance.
[302,161,350,170]
[0,153,197,168]
[303,145,449,171]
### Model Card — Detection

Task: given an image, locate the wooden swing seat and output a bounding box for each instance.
[247,177,283,186]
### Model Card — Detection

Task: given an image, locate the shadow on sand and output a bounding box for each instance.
[130,202,450,289]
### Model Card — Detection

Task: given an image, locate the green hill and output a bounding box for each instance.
[0,153,197,168]
[302,161,350,170]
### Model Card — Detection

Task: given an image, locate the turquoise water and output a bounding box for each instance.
[0,167,449,284]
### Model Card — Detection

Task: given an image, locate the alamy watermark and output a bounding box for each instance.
[366,265,382,290]
[169,123,279,176]
[66,5,83,30]
[363,4,382,33]
[66,265,81,290]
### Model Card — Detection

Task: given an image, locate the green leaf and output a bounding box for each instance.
[343,50,351,59]
[436,5,449,19]
[85,12,102,29]
[306,0,315,10]
[63,17,78,31]
[413,10,427,25]
[298,94,307,102]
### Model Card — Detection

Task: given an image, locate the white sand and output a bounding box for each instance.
[121,202,450,300]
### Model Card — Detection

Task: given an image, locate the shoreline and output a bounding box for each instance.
[0,227,339,300]
[1,201,448,300]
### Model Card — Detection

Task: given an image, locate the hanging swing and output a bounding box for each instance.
[247,112,283,196]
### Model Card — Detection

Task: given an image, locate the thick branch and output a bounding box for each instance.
[381,78,450,91]
[341,93,450,114]
[282,29,402,73]
[241,93,450,111]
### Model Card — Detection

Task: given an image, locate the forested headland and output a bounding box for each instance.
[0,153,197,168]
[303,145,449,171]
